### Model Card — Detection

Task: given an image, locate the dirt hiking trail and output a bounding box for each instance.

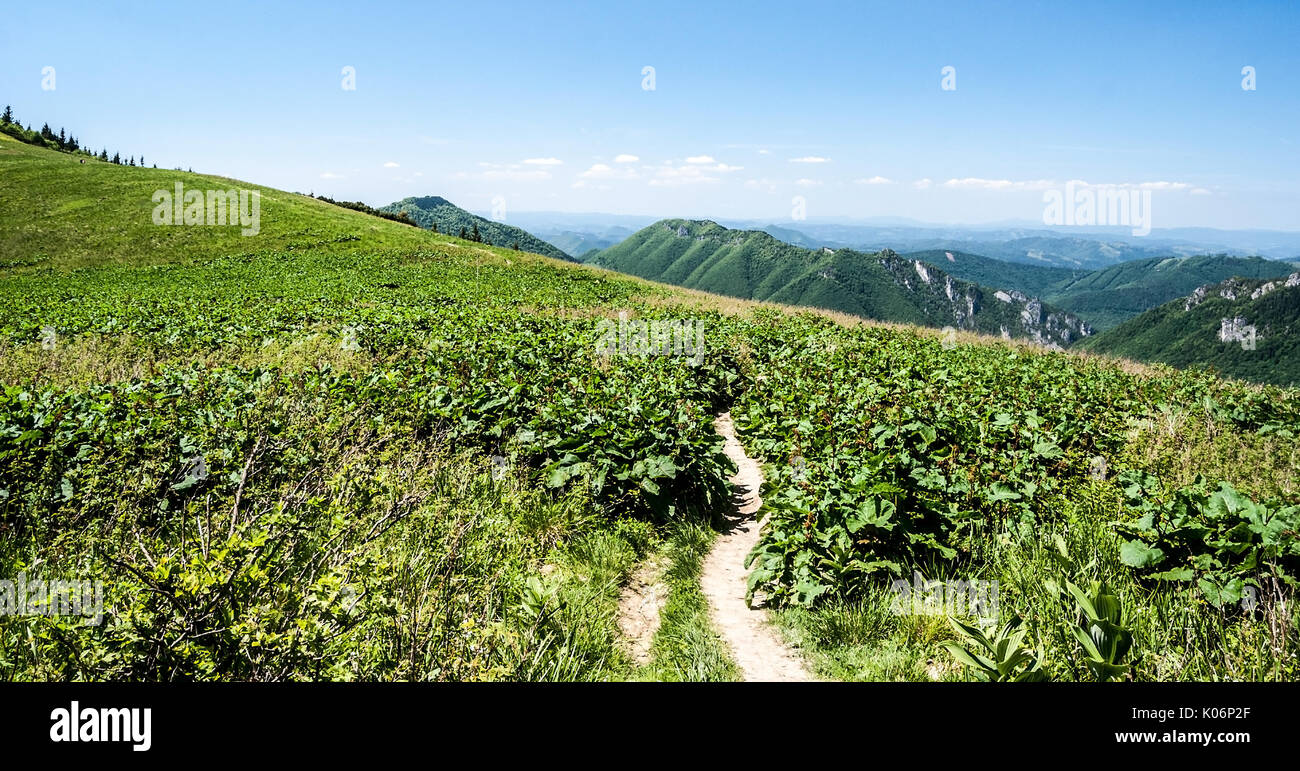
[700,413,814,682]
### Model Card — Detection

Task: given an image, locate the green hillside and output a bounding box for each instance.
[380,195,573,261]
[1043,254,1296,331]
[3,134,1298,684]
[592,220,1093,347]
[1080,274,1300,386]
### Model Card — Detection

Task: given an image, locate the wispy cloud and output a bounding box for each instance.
[523,157,563,166]
[383,161,400,168]
[320,172,345,179]
[854,176,894,185]
[578,163,638,180]
[941,177,1198,192]
[789,156,830,163]
[648,159,743,186]
[912,178,933,190]
[613,154,639,163]
[942,177,1056,191]
[457,162,553,181]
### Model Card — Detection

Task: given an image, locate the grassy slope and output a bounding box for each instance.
[0,134,443,270]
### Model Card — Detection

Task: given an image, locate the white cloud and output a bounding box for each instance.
[854,176,894,185]
[459,162,553,181]
[383,161,400,168]
[744,178,779,193]
[789,156,830,163]
[485,169,551,181]
[942,178,1056,191]
[912,178,933,190]
[795,178,822,187]
[523,157,563,166]
[644,159,744,186]
[1135,181,1191,191]
[757,149,772,155]
[580,163,629,178]
[1190,187,1211,196]
[576,163,640,185]
[319,172,345,179]
[941,177,1197,192]
[613,154,639,163]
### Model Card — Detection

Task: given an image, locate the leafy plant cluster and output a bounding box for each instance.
[1116,471,1300,607]
[732,312,1300,607]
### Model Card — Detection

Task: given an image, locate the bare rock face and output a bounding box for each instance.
[1187,272,1300,309]
[875,251,1088,346]
[1219,316,1258,347]
[1249,272,1300,301]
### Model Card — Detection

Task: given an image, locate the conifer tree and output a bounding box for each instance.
[1,105,12,124]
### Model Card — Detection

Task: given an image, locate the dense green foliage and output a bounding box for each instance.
[380,196,574,262]
[1116,472,1299,606]
[727,311,1299,679]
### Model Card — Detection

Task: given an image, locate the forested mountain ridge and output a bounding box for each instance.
[1042,254,1297,331]
[1080,272,1300,385]
[589,219,1093,347]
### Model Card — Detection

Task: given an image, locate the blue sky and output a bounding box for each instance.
[2,0,1297,229]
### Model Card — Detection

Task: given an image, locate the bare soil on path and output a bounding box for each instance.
[700,413,814,682]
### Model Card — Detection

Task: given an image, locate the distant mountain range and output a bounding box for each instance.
[728,221,1300,267]
[379,196,574,261]
[1080,273,1300,386]
[588,219,1093,348]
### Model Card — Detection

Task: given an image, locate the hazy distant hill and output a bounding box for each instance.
[535,227,635,258]
[380,196,573,261]
[590,219,1092,347]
